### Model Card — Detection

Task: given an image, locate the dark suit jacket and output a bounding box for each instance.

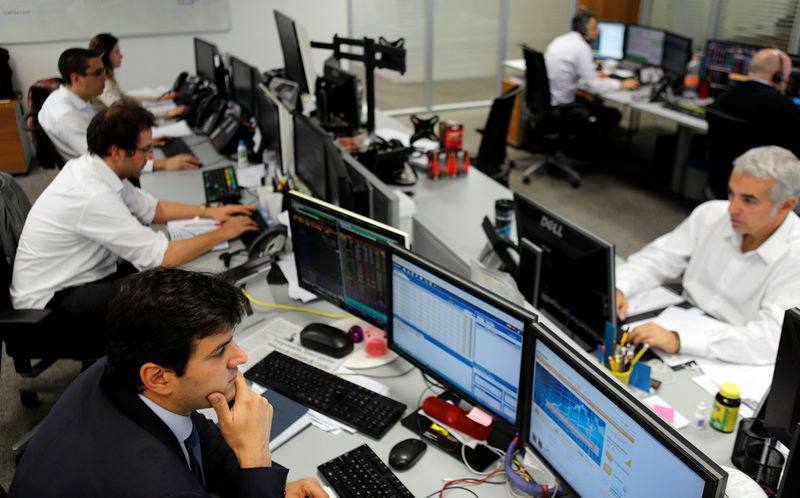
[714,80,800,157]
[10,358,288,497]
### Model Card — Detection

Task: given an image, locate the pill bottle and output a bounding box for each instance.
[710,383,740,433]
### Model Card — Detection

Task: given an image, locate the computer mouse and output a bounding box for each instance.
[299,323,354,358]
[388,438,426,470]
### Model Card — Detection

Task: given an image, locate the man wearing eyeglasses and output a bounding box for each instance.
[11,103,257,338]
[39,48,199,170]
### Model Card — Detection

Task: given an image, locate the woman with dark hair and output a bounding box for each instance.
[89,33,188,119]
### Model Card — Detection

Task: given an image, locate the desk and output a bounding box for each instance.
[503,58,709,195]
[143,118,735,496]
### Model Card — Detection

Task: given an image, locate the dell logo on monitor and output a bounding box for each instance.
[540,215,563,238]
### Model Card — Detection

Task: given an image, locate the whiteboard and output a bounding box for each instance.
[0,0,230,44]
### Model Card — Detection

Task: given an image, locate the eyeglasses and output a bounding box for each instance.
[135,145,154,154]
[83,67,106,78]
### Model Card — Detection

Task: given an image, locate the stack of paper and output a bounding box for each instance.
[166,217,227,250]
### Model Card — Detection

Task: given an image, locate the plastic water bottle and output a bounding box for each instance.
[237,139,249,168]
[683,54,701,98]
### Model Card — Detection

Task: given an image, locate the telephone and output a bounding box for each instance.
[172,72,200,99]
[191,93,226,132]
[198,97,228,135]
[209,113,241,153]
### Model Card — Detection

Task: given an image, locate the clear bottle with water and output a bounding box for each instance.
[237,139,249,168]
[683,54,701,98]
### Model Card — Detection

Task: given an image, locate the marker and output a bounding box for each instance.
[631,343,651,367]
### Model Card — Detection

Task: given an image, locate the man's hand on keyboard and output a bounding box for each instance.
[219,215,259,240]
[285,478,329,498]
[207,204,257,221]
[156,153,201,170]
[208,371,274,468]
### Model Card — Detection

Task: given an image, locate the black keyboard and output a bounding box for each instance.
[245,351,407,438]
[239,209,270,250]
[318,444,414,498]
[159,137,193,157]
[203,165,240,204]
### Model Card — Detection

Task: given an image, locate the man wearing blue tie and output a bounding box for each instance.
[10,268,327,497]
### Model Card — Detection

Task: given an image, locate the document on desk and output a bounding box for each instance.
[625,286,684,316]
[166,217,228,251]
[235,164,265,189]
[276,255,317,303]
[625,306,726,367]
[152,120,193,138]
[237,317,345,373]
[128,85,171,99]
[140,100,176,114]
[690,358,773,415]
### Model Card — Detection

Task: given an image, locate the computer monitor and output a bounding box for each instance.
[763,308,800,447]
[340,150,403,228]
[592,21,626,60]
[316,57,361,131]
[194,37,226,92]
[230,55,260,116]
[662,32,693,79]
[293,113,329,199]
[624,25,666,66]
[255,83,294,173]
[514,191,615,350]
[520,322,727,497]
[388,245,536,427]
[274,10,316,95]
[288,190,409,327]
[700,39,764,93]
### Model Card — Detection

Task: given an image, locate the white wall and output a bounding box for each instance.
[4,0,347,103]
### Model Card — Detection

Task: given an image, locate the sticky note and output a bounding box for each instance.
[653,404,675,422]
[466,407,493,427]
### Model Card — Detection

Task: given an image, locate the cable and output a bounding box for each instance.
[240,287,353,318]
[440,469,506,497]
[422,487,479,498]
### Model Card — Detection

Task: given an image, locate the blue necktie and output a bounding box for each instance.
[184,422,206,488]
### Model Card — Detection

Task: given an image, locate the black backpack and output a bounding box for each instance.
[0,47,14,99]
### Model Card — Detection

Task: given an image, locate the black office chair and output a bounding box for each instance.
[0,172,102,461]
[21,109,65,170]
[704,105,755,199]
[519,45,584,188]
[473,85,523,186]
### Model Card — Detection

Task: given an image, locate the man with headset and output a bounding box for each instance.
[543,8,639,145]
[714,48,800,158]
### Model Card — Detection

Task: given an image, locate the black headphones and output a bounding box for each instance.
[773,49,785,84]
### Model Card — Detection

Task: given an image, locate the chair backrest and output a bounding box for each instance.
[705,105,755,199]
[522,44,552,119]
[476,85,522,177]
[25,78,64,169]
[0,172,31,311]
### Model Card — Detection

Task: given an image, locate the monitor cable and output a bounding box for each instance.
[239,287,353,318]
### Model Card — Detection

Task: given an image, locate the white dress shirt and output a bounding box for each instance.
[138,394,193,469]
[93,77,169,120]
[11,154,168,309]
[38,85,96,161]
[616,200,800,365]
[544,31,621,105]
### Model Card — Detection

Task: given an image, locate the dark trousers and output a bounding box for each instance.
[45,261,138,338]
[558,96,621,152]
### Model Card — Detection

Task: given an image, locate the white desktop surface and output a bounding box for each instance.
[142,114,736,496]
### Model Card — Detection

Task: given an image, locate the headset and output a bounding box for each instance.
[571,8,596,38]
[773,49,785,85]
[504,437,566,497]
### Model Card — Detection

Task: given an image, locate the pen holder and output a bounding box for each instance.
[608,367,633,385]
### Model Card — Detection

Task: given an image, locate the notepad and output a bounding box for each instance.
[259,388,311,451]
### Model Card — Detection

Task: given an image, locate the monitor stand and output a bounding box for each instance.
[400,392,513,472]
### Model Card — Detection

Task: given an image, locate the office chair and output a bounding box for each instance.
[22,78,65,170]
[704,105,755,200]
[474,85,523,186]
[0,172,102,461]
[519,45,584,188]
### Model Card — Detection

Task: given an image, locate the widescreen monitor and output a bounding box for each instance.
[624,25,666,66]
[274,10,316,95]
[521,323,727,497]
[194,37,226,92]
[763,308,800,447]
[514,191,615,350]
[592,21,626,60]
[230,55,259,116]
[700,39,763,93]
[340,150,402,228]
[255,84,293,173]
[288,190,409,327]
[293,113,329,199]
[317,57,361,131]
[388,246,536,427]
[662,32,693,78]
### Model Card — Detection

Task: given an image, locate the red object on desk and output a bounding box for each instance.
[422,396,492,440]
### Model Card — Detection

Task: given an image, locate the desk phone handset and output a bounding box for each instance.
[172,72,200,98]
[192,94,226,134]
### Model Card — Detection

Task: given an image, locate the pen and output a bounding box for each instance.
[631,343,650,367]
[620,332,629,345]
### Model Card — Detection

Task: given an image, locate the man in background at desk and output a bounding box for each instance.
[39,47,200,171]
[615,146,800,364]
[10,268,327,497]
[544,8,639,146]
[714,48,800,157]
[11,103,257,335]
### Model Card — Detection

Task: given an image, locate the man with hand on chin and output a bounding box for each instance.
[11,268,327,497]
[615,146,800,365]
